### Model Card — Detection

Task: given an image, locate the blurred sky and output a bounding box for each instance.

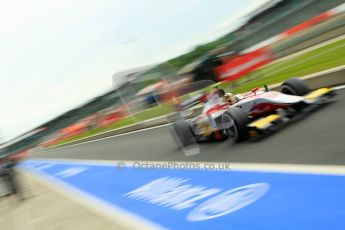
[0,0,270,142]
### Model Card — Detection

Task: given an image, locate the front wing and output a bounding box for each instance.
[247,87,335,136]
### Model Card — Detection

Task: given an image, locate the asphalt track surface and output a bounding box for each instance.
[33,89,345,165]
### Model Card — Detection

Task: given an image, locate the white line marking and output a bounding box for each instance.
[333,85,345,90]
[42,123,171,151]
[21,168,166,230]
[269,34,345,65]
[28,158,345,176]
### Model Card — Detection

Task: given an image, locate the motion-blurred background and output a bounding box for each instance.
[1,0,344,160]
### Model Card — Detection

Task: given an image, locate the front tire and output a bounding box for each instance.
[221,107,249,142]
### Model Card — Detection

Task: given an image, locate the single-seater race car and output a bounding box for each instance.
[170,78,335,151]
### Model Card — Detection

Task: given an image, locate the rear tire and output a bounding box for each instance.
[221,107,249,142]
[281,78,310,96]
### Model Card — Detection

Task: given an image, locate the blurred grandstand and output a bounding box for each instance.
[179,0,345,82]
[1,0,344,158]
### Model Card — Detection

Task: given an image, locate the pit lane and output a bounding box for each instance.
[32,88,345,166]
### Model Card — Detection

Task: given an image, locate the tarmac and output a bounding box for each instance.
[0,171,128,230]
[34,88,345,165]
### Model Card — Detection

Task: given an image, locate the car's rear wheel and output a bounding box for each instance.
[281,78,311,96]
[221,107,249,142]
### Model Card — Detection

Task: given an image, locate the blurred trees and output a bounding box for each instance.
[166,33,236,70]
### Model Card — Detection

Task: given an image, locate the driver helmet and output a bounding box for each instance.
[213,86,225,97]
[224,93,237,105]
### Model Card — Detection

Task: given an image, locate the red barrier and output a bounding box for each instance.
[282,11,335,38]
[60,122,88,137]
[214,48,274,82]
[99,110,126,127]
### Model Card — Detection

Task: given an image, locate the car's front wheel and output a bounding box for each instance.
[221,107,249,142]
[170,120,196,148]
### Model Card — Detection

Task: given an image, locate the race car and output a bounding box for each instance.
[170,78,335,149]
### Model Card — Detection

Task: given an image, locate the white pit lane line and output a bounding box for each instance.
[27,158,345,176]
[21,167,167,230]
[39,85,345,152]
